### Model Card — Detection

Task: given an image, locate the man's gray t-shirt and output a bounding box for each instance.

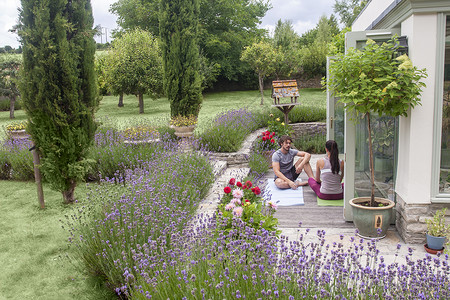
[272,148,299,178]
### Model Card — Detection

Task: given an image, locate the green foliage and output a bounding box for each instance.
[299,41,328,78]
[293,134,326,154]
[241,40,278,103]
[426,208,450,237]
[326,37,427,205]
[328,27,351,55]
[218,179,278,232]
[110,0,270,88]
[104,29,163,114]
[248,151,271,175]
[333,0,368,28]
[18,0,99,202]
[0,98,22,111]
[0,54,22,118]
[160,0,203,117]
[326,38,427,118]
[94,53,108,96]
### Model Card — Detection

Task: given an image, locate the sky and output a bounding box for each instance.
[0,0,335,48]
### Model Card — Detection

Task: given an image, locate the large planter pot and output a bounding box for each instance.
[8,129,29,140]
[170,125,196,138]
[426,233,446,250]
[349,197,395,239]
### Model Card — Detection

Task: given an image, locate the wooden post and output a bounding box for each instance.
[30,143,45,208]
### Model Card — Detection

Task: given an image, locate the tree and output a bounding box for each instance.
[18,0,99,204]
[241,40,277,105]
[104,29,163,114]
[160,0,203,118]
[333,0,368,28]
[272,19,301,79]
[0,55,21,119]
[110,0,270,89]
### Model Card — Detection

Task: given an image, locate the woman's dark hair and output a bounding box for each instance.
[326,140,340,174]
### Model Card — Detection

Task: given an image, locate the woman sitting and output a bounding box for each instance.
[308,140,344,200]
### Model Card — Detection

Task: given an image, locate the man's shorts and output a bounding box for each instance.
[275,166,300,181]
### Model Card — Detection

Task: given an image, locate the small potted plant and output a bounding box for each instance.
[425,208,450,253]
[326,37,427,238]
[169,114,198,138]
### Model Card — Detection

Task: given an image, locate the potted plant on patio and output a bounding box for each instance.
[326,37,427,238]
[424,208,450,254]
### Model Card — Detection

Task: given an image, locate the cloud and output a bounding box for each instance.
[261,0,335,36]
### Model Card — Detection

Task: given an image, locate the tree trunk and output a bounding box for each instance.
[258,74,264,105]
[367,113,376,207]
[62,180,77,204]
[9,95,15,119]
[138,93,144,114]
[118,92,124,107]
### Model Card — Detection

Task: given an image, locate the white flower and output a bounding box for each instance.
[225,203,235,211]
[232,189,244,199]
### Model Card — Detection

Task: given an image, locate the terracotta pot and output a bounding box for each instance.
[349,197,395,239]
[424,244,445,255]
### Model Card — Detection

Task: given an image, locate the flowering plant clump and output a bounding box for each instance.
[6,120,28,131]
[218,178,278,232]
[256,114,292,151]
[169,114,197,127]
[123,125,159,141]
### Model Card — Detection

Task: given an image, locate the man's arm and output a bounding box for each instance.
[295,151,311,173]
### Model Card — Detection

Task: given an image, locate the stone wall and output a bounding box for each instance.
[395,194,450,243]
[289,122,326,139]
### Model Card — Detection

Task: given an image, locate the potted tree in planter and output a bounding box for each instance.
[326,37,427,238]
[425,208,450,254]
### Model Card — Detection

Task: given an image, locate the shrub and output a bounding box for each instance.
[65,142,214,292]
[0,138,34,180]
[199,108,263,152]
[293,133,326,154]
[270,105,326,123]
[0,97,22,111]
[248,151,271,175]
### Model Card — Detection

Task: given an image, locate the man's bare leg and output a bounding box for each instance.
[275,178,297,189]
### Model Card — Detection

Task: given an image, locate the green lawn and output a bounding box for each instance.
[0,88,326,298]
[0,181,116,299]
[1,88,325,138]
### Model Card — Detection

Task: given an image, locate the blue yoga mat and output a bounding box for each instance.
[265,180,304,206]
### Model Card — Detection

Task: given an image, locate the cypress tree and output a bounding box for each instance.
[159,0,203,118]
[18,0,98,204]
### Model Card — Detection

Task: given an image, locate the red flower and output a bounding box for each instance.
[265,130,270,135]
[262,136,267,141]
[243,185,248,189]
[270,139,275,143]
[246,180,252,188]
[229,178,236,185]
[236,181,242,187]
[245,199,250,203]
[253,187,261,195]
[224,186,231,194]
[272,132,275,136]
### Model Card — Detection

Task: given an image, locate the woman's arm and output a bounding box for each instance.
[315,159,323,183]
[340,160,345,181]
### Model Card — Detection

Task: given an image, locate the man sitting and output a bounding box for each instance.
[272,135,314,189]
